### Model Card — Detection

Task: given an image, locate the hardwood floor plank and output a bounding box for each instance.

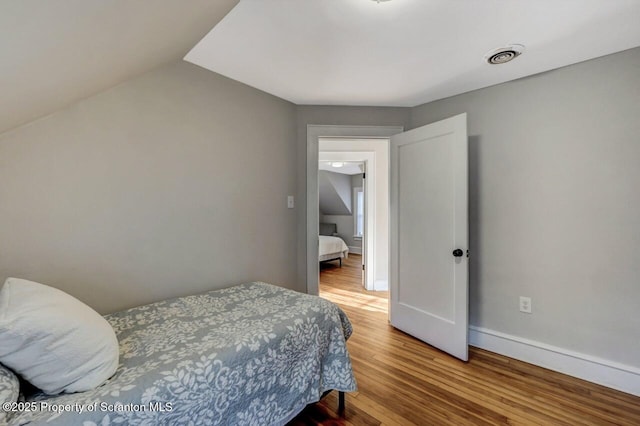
[349,394,416,426]
[290,255,640,425]
[368,351,555,426]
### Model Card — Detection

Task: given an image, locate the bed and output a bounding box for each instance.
[6,282,356,425]
[319,223,349,266]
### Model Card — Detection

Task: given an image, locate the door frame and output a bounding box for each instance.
[306,125,403,295]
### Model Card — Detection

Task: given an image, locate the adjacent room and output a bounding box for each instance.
[318,161,363,270]
[318,159,380,311]
[1,0,639,425]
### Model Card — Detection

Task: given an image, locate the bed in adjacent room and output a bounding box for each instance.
[3,282,356,426]
[319,223,349,266]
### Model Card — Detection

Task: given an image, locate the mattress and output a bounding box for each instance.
[319,235,349,259]
[8,282,356,425]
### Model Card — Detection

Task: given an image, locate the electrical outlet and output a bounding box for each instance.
[287,195,295,209]
[519,296,532,314]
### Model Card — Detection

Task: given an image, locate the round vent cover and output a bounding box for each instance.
[484,44,525,65]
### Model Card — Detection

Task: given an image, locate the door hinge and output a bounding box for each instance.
[362,264,365,270]
[362,173,365,179]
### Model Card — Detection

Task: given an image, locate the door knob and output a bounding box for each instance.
[452,249,463,257]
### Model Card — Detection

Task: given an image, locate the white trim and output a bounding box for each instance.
[374,279,388,291]
[348,246,362,255]
[469,326,640,397]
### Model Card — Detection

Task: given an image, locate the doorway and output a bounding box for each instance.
[318,158,366,291]
[306,125,401,297]
[318,139,389,294]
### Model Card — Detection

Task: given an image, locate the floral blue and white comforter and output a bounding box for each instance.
[9,282,357,425]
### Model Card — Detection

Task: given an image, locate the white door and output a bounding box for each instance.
[389,113,469,361]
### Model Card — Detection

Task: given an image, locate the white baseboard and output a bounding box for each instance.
[348,246,362,255]
[469,326,640,397]
[374,279,388,291]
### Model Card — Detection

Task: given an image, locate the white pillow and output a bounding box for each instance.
[0,278,119,394]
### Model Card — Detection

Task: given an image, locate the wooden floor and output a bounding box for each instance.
[289,254,640,425]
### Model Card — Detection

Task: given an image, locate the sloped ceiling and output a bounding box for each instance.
[319,171,352,216]
[0,0,238,135]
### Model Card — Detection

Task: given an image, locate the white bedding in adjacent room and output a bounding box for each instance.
[319,235,349,260]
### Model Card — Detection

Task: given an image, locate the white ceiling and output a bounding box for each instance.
[319,161,364,175]
[0,0,238,135]
[186,0,640,107]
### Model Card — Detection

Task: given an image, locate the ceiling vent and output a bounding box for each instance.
[485,44,525,65]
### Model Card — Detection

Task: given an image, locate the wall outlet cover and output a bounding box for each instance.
[519,296,532,314]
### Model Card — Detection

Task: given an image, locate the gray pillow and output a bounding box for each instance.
[0,363,19,423]
[319,223,337,236]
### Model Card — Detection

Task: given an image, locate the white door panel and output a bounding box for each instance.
[390,113,469,361]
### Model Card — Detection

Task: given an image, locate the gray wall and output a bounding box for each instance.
[410,47,640,367]
[295,106,410,284]
[0,60,297,314]
[351,174,363,191]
